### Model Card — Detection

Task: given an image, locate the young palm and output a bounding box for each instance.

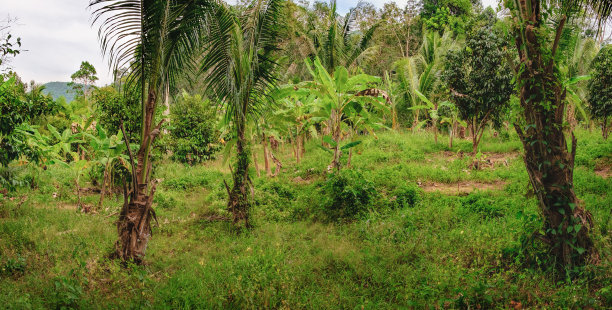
[90,0,216,262]
[200,0,284,227]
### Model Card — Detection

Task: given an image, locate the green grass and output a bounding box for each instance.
[1,129,611,309]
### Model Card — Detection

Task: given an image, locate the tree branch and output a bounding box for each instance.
[548,15,567,72]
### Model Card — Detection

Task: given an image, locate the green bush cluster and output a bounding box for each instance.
[320,169,377,221]
[168,93,220,164]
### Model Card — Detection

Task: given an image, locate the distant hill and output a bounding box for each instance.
[42,82,91,103]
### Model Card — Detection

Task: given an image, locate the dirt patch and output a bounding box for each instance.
[437,151,518,163]
[595,162,612,179]
[419,180,507,195]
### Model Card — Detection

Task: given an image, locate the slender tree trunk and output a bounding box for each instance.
[392,107,398,131]
[296,133,301,165]
[98,161,110,209]
[471,120,478,154]
[513,6,597,267]
[253,150,260,177]
[347,148,352,168]
[300,133,305,158]
[226,128,251,227]
[433,119,438,144]
[449,121,455,148]
[603,116,609,140]
[329,121,342,172]
[262,133,271,176]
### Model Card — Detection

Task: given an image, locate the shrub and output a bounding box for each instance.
[320,169,376,221]
[390,184,420,209]
[92,85,142,143]
[254,180,296,221]
[168,93,220,164]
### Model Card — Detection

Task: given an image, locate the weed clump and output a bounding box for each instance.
[459,192,504,219]
[390,184,421,209]
[320,169,376,222]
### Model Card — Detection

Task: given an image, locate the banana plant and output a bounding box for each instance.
[16,124,90,210]
[85,124,130,209]
[301,57,388,171]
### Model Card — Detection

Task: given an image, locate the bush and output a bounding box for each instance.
[320,169,376,221]
[168,93,220,164]
[92,85,141,143]
[254,180,296,221]
[390,184,420,209]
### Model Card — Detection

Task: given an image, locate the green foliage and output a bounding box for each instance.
[390,184,421,209]
[68,61,98,97]
[459,192,505,219]
[168,93,219,164]
[422,0,473,34]
[443,18,513,148]
[0,129,610,308]
[1,255,26,277]
[320,169,376,221]
[92,86,142,143]
[588,45,612,137]
[0,75,58,166]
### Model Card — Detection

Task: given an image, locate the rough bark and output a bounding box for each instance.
[226,130,251,228]
[114,91,161,264]
[513,5,598,267]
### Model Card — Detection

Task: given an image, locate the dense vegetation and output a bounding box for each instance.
[1,0,611,308]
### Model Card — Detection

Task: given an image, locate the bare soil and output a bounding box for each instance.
[595,160,612,179]
[419,180,507,195]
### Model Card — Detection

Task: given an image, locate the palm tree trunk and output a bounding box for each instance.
[115,89,160,264]
[227,128,251,227]
[513,6,597,267]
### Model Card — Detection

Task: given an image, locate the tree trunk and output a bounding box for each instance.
[392,107,398,131]
[253,150,260,177]
[513,6,597,267]
[471,121,478,154]
[449,121,455,148]
[347,148,352,168]
[226,129,251,228]
[433,119,438,144]
[115,90,161,264]
[295,134,301,165]
[329,121,342,172]
[603,116,609,140]
[300,134,305,158]
[98,161,110,209]
[262,133,271,176]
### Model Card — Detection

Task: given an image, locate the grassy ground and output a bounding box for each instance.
[1,129,611,309]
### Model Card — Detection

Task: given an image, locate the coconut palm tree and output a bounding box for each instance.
[90,0,216,263]
[507,0,611,267]
[393,30,455,132]
[199,0,284,227]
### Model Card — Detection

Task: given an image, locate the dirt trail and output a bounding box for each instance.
[419,180,507,195]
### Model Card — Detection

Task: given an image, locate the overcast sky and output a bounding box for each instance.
[4,0,500,86]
